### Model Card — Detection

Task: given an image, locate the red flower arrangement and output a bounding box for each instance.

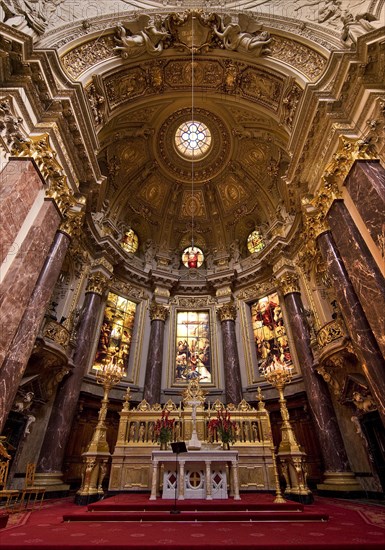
[208,409,236,444]
[154,410,175,444]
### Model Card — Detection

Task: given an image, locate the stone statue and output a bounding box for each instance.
[340,9,378,46]
[144,239,156,264]
[114,15,170,59]
[230,240,241,264]
[0,0,60,35]
[214,15,271,56]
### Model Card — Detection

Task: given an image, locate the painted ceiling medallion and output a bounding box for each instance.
[157,108,230,183]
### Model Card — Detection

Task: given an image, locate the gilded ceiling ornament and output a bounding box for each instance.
[270,36,327,81]
[149,302,169,322]
[61,36,116,79]
[277,271,300,295]
[217,303,237,322]
[105,68,147,109]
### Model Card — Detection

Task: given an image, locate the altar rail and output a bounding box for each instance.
[110,396,276,493]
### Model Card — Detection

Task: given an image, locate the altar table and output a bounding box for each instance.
[150,449,241,500]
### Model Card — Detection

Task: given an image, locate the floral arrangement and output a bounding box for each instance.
[208,409,236,444]
[154,410,175,444]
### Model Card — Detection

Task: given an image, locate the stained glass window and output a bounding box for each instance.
[175,311,211,383]
[182,246,204,268]
[93,292,136,375]
[175,121,211,159]
[250,292,293,375]
[247,230,265,254]
[120,229,139,254]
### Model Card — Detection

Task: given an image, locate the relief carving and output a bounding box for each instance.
[114,16,170,59]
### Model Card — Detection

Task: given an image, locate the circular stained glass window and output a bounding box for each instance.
[182,246,204,269]
[247,230,265,254]
[120,229,139,254]
[175,121,211,159]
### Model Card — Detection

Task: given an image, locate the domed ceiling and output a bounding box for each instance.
[10,0,380,276]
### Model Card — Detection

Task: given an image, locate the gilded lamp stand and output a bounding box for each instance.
[263,363,313,504]
[76,354,124,505]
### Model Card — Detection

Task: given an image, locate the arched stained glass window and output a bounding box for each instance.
[175,121,211,159]
[247,230,265,254]
[120,229,139,254]
[250,292,293,376]
[92,292,137,376]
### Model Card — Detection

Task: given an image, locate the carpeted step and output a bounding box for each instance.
[88,501,304,512]
[63,509,328,522]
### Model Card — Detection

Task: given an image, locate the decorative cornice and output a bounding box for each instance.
[217,302,237,322]
[149,301,169,322]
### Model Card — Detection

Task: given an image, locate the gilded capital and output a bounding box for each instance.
[149,302,169,322]
[277,271,300,295]
[60,210,84,238]
[217,303,237,322]
[86,271,110,296]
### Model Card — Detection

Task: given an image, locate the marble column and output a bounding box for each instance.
[327,200,385,358]
[344,160,385,247]
[37,267,111,482]
[217,304,243,406]
[0,228,70,433]
[317,231,385,427]
[143,302,169,405]
[277,272,351,476]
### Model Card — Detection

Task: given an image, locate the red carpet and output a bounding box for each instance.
[0,493,384,549]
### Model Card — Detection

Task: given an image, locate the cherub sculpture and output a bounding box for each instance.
[115,15,170,58]
[214,14,271,56]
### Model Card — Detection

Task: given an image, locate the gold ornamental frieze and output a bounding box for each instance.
[43,320,71,349]
[105,68,147,109]
[316,319,345,348]
[61,35,116,80]
[270,36,327,81]
[164,59,223,88]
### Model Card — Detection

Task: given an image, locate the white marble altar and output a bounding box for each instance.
[150,449,240,500]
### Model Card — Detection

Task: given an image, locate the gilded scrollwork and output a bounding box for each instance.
[43,320,71,348]
[86,271,111,296]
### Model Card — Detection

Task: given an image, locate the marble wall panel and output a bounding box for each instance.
[345,160,385,250]
[328,200,385,359]
[0,160,43,265]
[0,201,60,369]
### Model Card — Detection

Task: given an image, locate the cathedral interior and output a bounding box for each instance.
[0,0,384,502]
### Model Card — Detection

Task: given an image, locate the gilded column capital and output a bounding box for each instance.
[277,271,300,295]
[12,133,83,217]
[149,302,169,322]
[86,271,111,296]
[59,210,84,238]
[217,303,237,322]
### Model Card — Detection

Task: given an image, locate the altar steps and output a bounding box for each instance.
[63,494,329,523]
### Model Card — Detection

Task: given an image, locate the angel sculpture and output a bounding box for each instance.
[115,15,170,58]
[214,14,271,56]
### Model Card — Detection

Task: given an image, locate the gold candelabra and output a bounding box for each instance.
[88,354,125,453]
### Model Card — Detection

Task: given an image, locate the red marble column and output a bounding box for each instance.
[327,200,385,358]
[0,197,59,370]
[317,230,385,427]
[281,288,350,473]
[0,230,70,433]
[344,160,385,248]
[217,304,243,406]
[37,272,110,475]
[143,303,168,405]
